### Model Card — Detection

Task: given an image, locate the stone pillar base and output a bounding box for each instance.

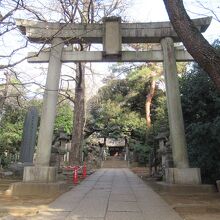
[23,166,56,182]
[216,180,220,192]
[165,168,201,185]
[6,182,68,197]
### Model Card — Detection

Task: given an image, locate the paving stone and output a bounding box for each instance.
[10,168,184,220]
[94,183,112,188]
[112,184,129,187]
[111,188,132,195]
[106,212,144,220]
[71,187,92,193]
[55,190,87,200]
[68,198,108,218]
[94,186,112,190]
[109,194,136,201]
[108,201,140,212]
[85,190,111,198]
[79,180,97,187]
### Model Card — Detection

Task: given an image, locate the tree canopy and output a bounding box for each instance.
[86,63,168,164]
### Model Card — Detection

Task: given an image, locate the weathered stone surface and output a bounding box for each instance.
[16,17,211,44]
[106,212,144,220]
[155,181,217,194]
[103,17,121,56]
[35,38,64,167]
[109,194,136,201]
[6,181,67,197]
[86,189,111,198]
[108,201,140,212]
[23,166,56,182]
[161,37,189,169]
[216,180,220,192]
[28,49,193,63]
[69,198,108,218]
[165,168,202,185]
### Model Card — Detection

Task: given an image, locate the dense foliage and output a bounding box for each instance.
[86,64,168,164]
[0,105,25,166]
[0,97,73,167]
[54,102,74,135]
[180,65,220,183]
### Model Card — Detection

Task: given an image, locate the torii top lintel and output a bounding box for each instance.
[16,16,212,44]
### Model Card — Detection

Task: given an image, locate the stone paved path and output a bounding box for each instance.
[7,169,183,220]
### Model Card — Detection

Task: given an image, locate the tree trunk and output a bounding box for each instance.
[69,0,94,165]
[163,0,220,92]
[69,63,85,165]
[145,78,156,128]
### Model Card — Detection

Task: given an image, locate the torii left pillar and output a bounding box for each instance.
[23,38,64,182]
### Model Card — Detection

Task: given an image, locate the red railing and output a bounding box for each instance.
[63,163,87,184]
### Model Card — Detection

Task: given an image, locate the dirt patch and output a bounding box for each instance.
[0,171,93,218]
[131,167,220,220]
[144,178,220,220]
[0,178,72,218]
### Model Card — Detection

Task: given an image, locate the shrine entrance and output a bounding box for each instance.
[109,147,124,157]
[14,16,211,190]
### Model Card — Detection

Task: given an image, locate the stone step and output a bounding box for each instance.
[102,160,128,168]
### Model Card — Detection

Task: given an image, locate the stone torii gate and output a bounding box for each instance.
[12,16,211,194]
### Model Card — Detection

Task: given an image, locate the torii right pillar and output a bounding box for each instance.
[161,37,201,185]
